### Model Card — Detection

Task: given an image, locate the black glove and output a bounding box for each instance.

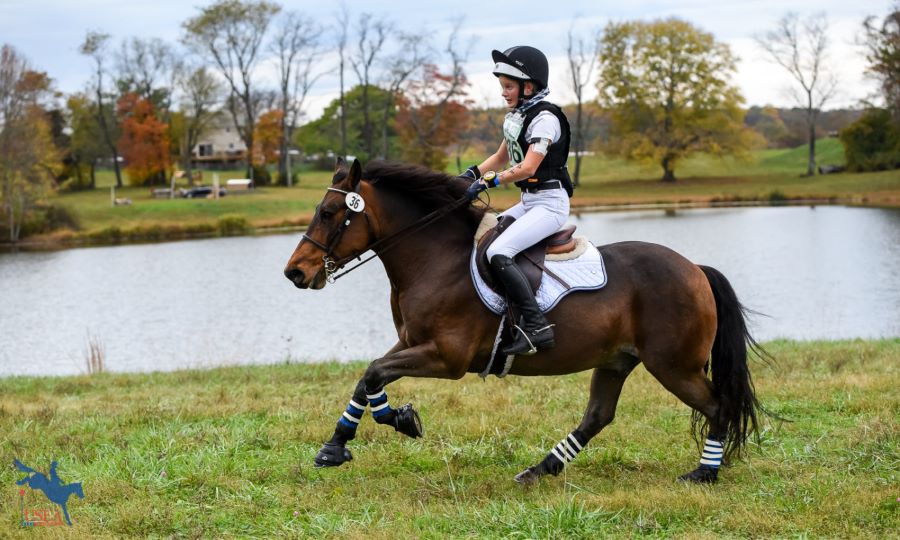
[465,179,488,201]
[459,165,480,182]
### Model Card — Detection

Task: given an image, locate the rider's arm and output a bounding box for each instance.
[495,143,547,185]
[477,141,510,174]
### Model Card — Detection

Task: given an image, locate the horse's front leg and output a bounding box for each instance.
[314,340,462,468]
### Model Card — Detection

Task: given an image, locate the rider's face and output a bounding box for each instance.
[498,75,520,109]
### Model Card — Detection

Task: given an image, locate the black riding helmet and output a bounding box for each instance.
[491,46,549,93]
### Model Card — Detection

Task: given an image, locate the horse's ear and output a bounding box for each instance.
[334,156,346,173]
[348,159,362,191]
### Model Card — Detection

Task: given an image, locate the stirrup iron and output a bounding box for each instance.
[511,323,537,355]
[510,323,555,356]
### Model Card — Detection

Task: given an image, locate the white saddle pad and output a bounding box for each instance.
[469,237,608,315]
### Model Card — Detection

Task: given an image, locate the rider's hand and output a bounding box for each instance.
[465,179,488,201]
[458,165,480,182]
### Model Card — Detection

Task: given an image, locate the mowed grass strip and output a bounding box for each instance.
[53,168,335,231]
[0,339,896,538]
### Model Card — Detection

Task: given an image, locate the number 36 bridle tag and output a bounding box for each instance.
[345,192,365,212]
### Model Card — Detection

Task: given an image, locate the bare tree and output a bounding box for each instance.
[182,0,281,180]
[397,27,470,169]
[178,66,222,184]
[79,31,123,188]
[349,13,391,159]
[116,37,182,109]
[379,32,428,159]
[756,13,838,175]
[253,89,280,115]
[403,26,469,137]
[335,3,350,159]
[269,11,323,186]
[567,25,600,187]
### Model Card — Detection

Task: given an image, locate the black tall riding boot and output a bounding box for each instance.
[489,254,555,355]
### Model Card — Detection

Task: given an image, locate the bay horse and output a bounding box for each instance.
[284,159,763,485]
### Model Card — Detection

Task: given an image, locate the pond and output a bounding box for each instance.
[1,205,898,377]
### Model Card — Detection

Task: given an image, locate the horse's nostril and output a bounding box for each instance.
[284,267,304,284]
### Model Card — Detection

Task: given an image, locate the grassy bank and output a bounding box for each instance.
[13,138,897,248]
[1,340,897,538]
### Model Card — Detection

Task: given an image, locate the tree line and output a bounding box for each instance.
[1,1,898,243]
[17,0,472,196]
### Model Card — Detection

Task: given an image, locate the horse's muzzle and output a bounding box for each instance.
[284,267,309,289]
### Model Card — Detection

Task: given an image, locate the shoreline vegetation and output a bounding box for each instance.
[7,196,889,252]
[4,139,900,251]
[0,339,896,537]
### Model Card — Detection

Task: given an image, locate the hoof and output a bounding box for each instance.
[677,466,718,484]
[314,443,353,468]
[394,403,423,438]
[513,467,541,486]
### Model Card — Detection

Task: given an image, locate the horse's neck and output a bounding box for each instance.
[376,210,474,290]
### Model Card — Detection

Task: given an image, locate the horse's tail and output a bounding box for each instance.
[696,265,765,462]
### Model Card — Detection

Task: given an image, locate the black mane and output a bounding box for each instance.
[336,160,486,226]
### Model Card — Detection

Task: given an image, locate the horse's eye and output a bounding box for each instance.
[319,208,334,220]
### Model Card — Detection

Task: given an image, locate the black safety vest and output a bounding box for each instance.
[508,101,573,197]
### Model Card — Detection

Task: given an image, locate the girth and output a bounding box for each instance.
[475,216,577,293]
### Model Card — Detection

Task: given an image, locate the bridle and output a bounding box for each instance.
[298,183,471,283]
[298,186,370,282]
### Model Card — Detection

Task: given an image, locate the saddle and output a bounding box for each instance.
[475,215,578,293]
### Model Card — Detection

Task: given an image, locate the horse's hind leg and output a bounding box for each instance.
[514,352,640,485]
[644,363,726,484]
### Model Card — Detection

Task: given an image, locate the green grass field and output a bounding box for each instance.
[458,136,849,182]
[22,138,898,247]
[0,340,896,538]
[90,140,847,189]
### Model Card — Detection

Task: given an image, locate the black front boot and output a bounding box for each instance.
[489,255,555,355]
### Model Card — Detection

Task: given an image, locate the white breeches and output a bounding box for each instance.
[486,188,570,260]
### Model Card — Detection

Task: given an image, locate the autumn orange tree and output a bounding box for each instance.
[117,93,170,186]
[395,63,470,170]
[253,109,283,168]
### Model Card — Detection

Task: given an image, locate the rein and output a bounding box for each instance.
[300,186,472,283]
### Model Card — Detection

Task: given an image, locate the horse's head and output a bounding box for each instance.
[284,159,376,289]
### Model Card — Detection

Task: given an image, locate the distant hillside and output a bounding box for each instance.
[745,106,864,149]
[757,137,846,171]
[461,105,860,155]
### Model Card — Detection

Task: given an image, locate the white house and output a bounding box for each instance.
[192,118,247,166]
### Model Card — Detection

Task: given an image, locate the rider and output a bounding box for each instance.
[463,45,573,356]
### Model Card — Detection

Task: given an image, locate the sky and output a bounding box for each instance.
[0,0,892,121]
